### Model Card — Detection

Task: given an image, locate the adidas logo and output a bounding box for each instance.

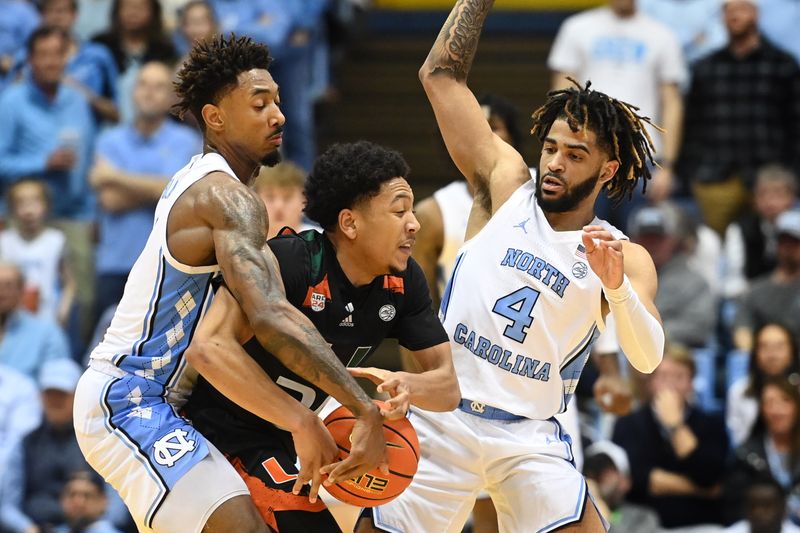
[339,315,354,327]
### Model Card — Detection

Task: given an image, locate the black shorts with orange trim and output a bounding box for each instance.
[229,445,340,533]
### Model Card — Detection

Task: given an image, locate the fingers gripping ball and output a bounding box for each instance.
[323,404,420,507]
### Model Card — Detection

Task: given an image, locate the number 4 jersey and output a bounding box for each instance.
[439,179,626,420]
[184,229,448,454]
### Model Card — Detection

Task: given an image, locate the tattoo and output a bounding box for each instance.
[424,0,494,81]
[209,183,373,413]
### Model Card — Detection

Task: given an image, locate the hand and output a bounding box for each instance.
[646,166,673,203]
[593,374,633,416]
[89,157,120,188]
[320,404,387,485]
[653,388,685,430]
[291,412,338,503]
[349,367,411,420]
[46,148,76,171]
[582,225,624,289]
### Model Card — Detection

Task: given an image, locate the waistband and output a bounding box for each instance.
[458,399,527,421]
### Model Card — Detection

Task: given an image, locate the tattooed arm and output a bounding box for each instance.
[195,174,386,482]
[420,0,529,216]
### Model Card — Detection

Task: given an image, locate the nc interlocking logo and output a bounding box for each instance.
[470,401,486,414]
[153,429,196,467]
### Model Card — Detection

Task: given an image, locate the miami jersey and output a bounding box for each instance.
[440,179,625,420]
[89,152,236,407]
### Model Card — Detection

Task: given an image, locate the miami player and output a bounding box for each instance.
[183,141,459,531]
[360,0,665,531]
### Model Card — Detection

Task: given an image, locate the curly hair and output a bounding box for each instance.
[173,34,272,128]
[531,79,661,203]
[305,141,411,231]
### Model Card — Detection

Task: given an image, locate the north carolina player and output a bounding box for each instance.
[359,1,665,531]
[72,35,386,533]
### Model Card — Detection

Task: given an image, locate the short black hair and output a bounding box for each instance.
[40,0,78,13]
[174,34,272,129]
[305,141,411,231]
[479,93,523,150]
[583,452,617,480]
[531,78,660,203]
[26,26,68,56]
[64,469,105,494]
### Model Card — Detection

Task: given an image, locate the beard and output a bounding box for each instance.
[261,149,282,167]
[535,169,600,213]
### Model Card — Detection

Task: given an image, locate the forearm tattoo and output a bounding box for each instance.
[425,0,494,81]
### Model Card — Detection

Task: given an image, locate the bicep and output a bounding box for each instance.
[421,75,528,204]
[408,342,452,373]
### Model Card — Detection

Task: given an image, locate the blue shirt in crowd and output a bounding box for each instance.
[211,0,293,59]
[0,77,96,220]
[94,120,201,275]
[0,0,39,90]
[0,310,70,380]
[639,0,727,65]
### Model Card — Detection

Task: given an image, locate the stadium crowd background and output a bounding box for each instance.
[0,0,798,531]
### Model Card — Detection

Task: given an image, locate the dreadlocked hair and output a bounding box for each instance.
[530,78,662,203]
[173,34,272,129]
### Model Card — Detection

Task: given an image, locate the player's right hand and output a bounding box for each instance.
[291,412,338,503]
[321,405,387,485]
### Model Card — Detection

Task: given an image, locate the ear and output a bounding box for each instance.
[201,103,224,133]
[599,159,620,186]
[338,209,358,241]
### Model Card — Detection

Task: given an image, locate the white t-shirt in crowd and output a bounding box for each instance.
[547,7,687,152]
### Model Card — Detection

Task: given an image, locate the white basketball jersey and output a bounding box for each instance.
[433,181,473,295]
[439,179,625,420]
[90,153,237,406]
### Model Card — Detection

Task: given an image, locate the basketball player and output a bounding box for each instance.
[359,1,665,531]
[183,140,460,531]
[72,35,386,533]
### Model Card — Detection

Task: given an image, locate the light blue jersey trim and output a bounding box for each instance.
[537,478,588,532]
[558,324,600,412]
[439,251,466,322]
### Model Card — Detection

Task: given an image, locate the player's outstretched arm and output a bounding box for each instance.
[350,342,460,419]
[583,226,664,374]
[197,175,386,483]
[185,286,338,503]
[420,0,528,213]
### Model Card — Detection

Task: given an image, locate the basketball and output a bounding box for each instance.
[323,403,420,507]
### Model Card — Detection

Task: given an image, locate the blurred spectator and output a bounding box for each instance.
[724,377,800,526]
[734,208,800,351]
[678,0,800,235]
[53,471,122,533]
[0,358,87,533]
[0,0,40,89]
[254,161,319,240]
[639,0,727,64]
[0,27,95,221]
[548,0,686,229]
[0,261,70,379]
[725,478,800,533]
[0,179,76,327]
[0,26,97,349]
[728,323,800,447]
[613,343,729,528]
[583,440,660,532]
[0,365,41,493]
[39,0,120,124]
[92,0,178,123]
[629,203,717,347]
[759,0,800,65]
[723,165,799,299]
[90,60,200,320]
[174,0,217,57]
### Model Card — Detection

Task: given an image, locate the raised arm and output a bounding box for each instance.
[419,0,528,213]
[196,176,385,482]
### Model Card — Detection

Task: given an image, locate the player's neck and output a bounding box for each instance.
[203,138,259,186]
[541,206,596,232]
[327,234,379,287]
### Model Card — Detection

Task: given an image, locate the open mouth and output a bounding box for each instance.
[541,175,565,193]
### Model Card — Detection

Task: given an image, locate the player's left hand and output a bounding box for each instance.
[582,225,624,289]
[348,367,411,420]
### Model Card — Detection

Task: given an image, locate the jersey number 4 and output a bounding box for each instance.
[492,286,541,343]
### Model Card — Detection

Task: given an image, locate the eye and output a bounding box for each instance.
[570,154,583,162]
[542,146,556,154]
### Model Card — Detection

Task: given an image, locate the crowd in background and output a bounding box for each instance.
[0,0,798,531]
